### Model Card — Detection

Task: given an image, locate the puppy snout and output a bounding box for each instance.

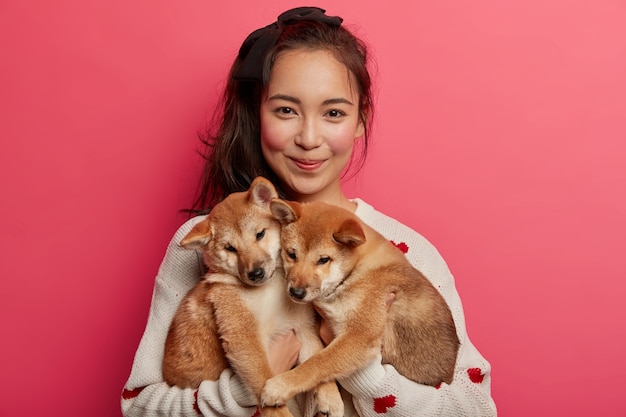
[248,268,265,282]
[289,287,307,300]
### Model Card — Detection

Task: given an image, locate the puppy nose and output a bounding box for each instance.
[248,268,265,282]
[289,287,307,300]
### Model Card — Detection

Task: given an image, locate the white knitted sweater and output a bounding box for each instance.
[122,199,497,417]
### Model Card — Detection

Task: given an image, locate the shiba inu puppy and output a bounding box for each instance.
[261,199,460,408]
[162,177,343,417]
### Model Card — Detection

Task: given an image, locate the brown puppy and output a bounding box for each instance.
[261,199,460,408]
[162,177,343,417]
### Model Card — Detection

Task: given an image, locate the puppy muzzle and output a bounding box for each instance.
[289,286,307,301]
[247,268,266,282]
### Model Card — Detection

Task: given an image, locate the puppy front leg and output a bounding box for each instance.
[296,325,344,417]
[211,285,294,417]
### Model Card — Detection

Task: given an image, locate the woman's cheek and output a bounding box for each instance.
[327,124,358,153]
[260,122,287,151]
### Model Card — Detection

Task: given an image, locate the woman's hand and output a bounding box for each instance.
[317,292,396,346]
[317,306,334,346]
[268,330,302,375]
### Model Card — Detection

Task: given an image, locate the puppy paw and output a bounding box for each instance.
[315,381,344,417]
[261,375,292,408]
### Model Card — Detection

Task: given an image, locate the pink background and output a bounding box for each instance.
[1,0,625,415]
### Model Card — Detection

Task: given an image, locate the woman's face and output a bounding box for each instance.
[260,49,364,205]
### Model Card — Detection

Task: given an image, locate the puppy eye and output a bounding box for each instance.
[286,250,297,260]
[318,256,330,265]
[256,230,265,240]
[225,244,237,253]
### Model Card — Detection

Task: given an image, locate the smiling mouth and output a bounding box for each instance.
[291,158,325,171]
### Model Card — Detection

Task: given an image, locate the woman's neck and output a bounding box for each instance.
[289,187,357,213]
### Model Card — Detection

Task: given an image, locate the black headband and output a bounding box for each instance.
[234,7,343,82]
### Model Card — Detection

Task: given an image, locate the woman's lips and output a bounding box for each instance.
[291,158,325,171]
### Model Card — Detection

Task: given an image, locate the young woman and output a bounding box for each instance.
[122,7,497,417]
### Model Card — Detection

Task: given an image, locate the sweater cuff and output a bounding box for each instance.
[229,372,257,407]
[338,353,386,397]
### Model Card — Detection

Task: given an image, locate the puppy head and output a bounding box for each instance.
[270,199,365,302]
[180,176,282,286]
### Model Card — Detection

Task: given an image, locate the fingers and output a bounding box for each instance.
[319,318,334,346]
[268,330,302,374]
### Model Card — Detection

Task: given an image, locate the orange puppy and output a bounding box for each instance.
[163,177,342,417]
[262,199,460,408]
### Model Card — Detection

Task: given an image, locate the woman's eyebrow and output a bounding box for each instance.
[322,97,354,106]
[267,94,300,104]
[267,94,354,106]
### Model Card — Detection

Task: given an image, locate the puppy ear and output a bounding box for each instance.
[270,199,300,224]
[333,218,366,247]
[249,176,278,208]
[179,219,212,249]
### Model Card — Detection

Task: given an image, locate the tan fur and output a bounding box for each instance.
[262,199,460,408]
[162,177,343,417]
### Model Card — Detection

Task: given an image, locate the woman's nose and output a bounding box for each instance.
[294,119,322,149]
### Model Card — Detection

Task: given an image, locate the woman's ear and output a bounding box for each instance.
[355,106,369,139]
[355,119,366,139]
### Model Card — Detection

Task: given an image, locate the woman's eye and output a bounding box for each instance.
[326,109,345,118]
[318,256,330,265]
[256,230,265,240]
[225,244,237,253]
[276,107,295,116]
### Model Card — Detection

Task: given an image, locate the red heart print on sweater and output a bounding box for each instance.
[373,395,397,413]
[467,368,485,383]
[121,386,144,399]
[193,390,201,414]
[390,241,409,254]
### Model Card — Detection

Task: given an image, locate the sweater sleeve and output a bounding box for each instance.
[342,200,497,416]
[121,216,259,417]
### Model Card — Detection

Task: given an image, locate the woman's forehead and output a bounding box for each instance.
[266,49,359,102]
